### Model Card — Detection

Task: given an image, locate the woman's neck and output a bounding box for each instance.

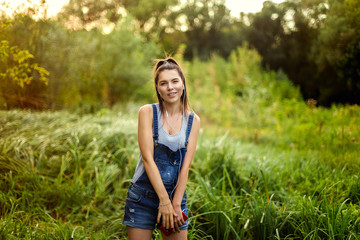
[163,102,182,116]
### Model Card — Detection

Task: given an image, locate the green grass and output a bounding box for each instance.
[0,110,138,239]
[1,104,359,239]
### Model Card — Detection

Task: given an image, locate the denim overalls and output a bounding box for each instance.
[123,104,194,230]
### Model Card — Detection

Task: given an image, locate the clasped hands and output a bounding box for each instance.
[157,200,185,233]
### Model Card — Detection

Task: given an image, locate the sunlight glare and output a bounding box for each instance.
[1,0,285,18]
[0,0,69,17]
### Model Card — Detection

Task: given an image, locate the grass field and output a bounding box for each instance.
[1,100,359,239]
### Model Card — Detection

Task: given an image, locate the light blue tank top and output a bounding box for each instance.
[132,103,188,183]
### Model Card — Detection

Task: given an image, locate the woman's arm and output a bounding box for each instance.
[137,104,176,230]
[171,114,200,228]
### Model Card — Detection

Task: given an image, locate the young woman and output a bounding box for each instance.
[123,57,200,240]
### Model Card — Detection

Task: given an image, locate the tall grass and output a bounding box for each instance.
[188,133,360,239]
[0,110,138,239]
[1,46,360,239]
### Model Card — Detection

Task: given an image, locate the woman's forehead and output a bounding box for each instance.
[158,69,181,81]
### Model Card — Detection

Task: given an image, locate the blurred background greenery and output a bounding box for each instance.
[1,0,360,110]
[1,0,360,239]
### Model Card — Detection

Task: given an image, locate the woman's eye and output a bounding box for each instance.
[160,82,166,85]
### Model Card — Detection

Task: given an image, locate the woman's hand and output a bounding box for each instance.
[157,200,177,231]
[172,204,185,232]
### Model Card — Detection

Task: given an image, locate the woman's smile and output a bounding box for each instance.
[168,92,177,97]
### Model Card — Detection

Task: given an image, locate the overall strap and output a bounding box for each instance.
[152,104,159,146]
[185,112,194,147]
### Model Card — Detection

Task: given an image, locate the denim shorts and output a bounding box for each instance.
[123,183,188,230]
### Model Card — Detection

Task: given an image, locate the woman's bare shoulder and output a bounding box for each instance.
[138,104,154,121]
[139,104,153,112]
[193,113,200,122]
[188,111,200,123]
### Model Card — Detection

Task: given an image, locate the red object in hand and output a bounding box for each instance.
[159,211,188,236]
[182,211,188,221]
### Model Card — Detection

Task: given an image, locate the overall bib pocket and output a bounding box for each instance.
[155,159,180,185]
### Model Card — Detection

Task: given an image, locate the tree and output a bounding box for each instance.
[59,0,179,35]
[245,1,287,68]
[64,20,159,108]
[244,0,360,105]
[313,0,360,103]
[0,19,49,109]
[59,0,123,30]
[174,0,237,59]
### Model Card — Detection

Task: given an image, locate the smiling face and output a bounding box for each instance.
[157,69,184,104]
[153,57,190,114]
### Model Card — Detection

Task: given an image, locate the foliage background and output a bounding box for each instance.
[1,0,360,109]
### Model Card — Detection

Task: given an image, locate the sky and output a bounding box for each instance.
[226,0,285,16]
[1,0,285,17]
